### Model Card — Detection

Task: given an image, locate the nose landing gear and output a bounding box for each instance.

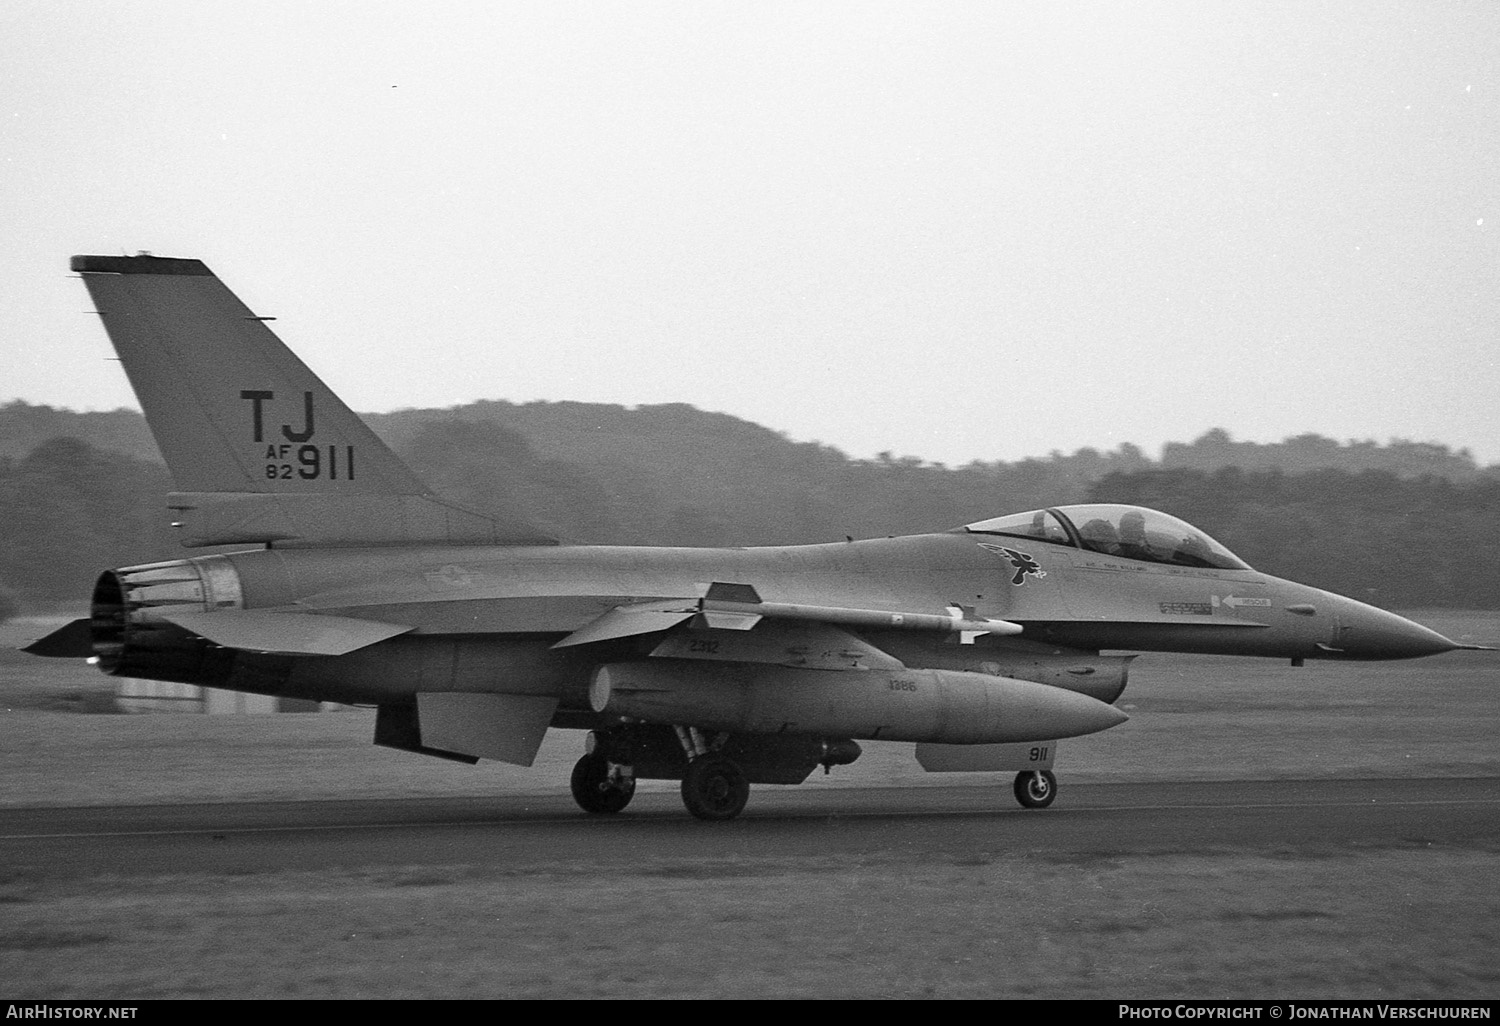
[1013,769,1057,809]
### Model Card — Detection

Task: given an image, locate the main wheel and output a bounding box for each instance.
[570,753,636,814]
[1013,770,1057,809]
[680,755,750,821]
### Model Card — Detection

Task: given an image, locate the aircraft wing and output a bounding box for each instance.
[550,599,700,647]
[549,581,1021,655]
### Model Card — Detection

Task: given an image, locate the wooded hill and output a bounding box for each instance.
[1,399,1496,614]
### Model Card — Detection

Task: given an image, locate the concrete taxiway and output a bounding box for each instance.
[2,777,1497,880]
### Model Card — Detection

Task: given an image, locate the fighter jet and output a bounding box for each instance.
[24,254,1477,820]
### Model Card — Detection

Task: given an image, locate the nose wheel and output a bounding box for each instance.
[1013,770,1057,809]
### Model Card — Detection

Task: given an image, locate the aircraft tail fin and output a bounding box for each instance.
[72,254,555,546]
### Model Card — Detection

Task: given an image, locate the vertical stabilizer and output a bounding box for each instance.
[71,254,554,546]
[73,254,426,495]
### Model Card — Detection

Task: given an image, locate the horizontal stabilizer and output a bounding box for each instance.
[20,618,94,658]
[551,599,699,648]
[159,609,412,655]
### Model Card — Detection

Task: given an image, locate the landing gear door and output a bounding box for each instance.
[915,740,1057,773]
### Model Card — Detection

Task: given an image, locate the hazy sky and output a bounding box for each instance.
[4,1,1497,465]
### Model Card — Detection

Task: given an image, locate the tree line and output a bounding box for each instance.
[1,400,1496,614]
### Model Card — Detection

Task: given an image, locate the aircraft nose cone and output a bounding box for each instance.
[1336,603,1459,660]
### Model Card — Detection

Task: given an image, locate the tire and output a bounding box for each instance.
[570,753,635,814]
[1013,770,1057,809]
[680,755,750,821]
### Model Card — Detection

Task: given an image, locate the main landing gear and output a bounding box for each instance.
[569,752,636,814]
[569,747,752,821]
[671,725,751,821]
[1013,769,1057,809]
[570,726,760,821]
[680,754,751,821]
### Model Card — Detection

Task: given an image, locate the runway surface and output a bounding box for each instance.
[3,777,1497,879]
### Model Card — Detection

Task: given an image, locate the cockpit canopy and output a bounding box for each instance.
[963,504,1250,571]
